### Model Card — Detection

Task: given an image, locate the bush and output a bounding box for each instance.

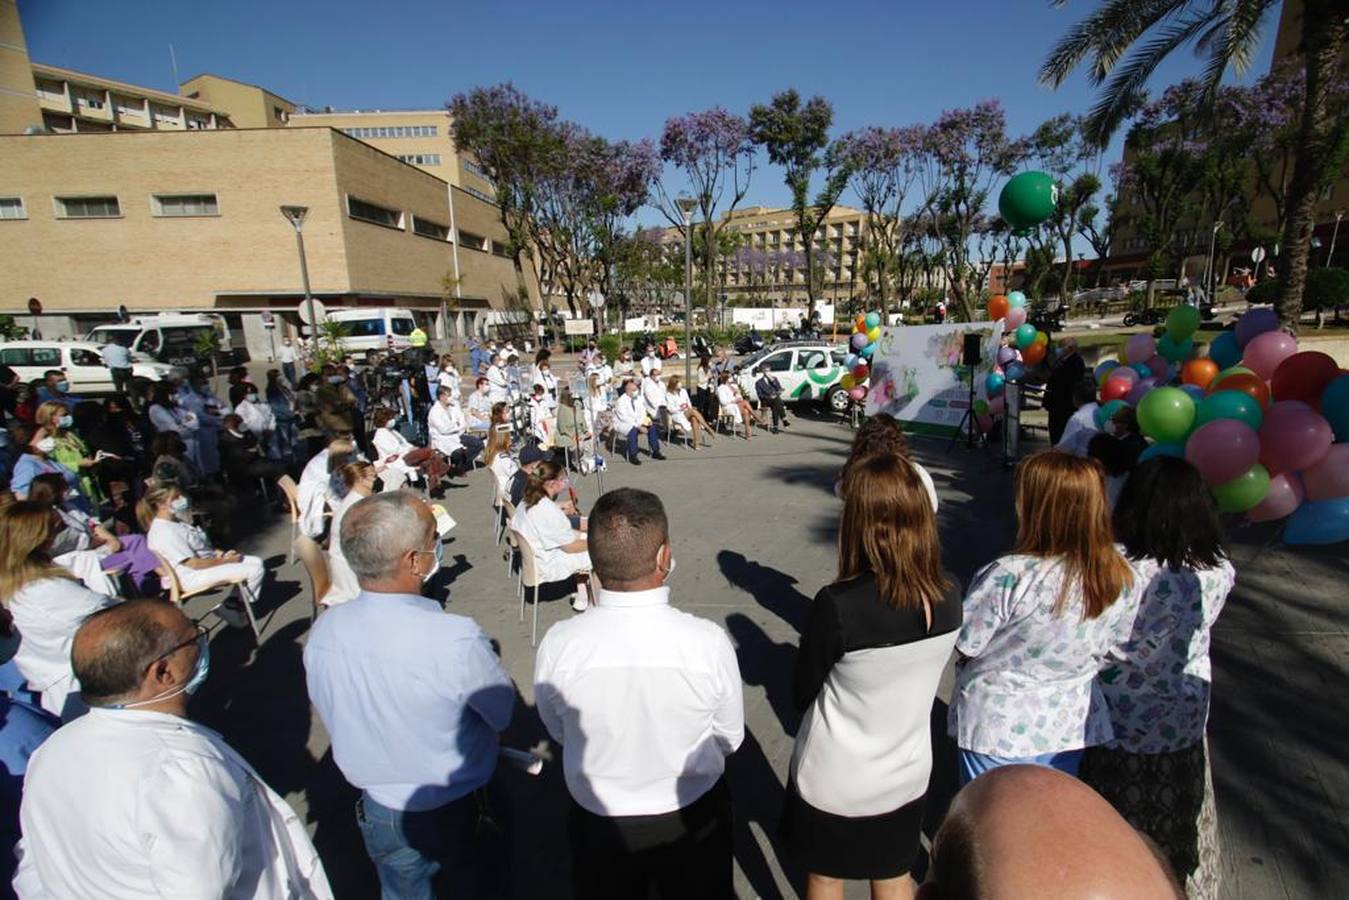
[1245,278,1279,306]
[1243,269,1349,312]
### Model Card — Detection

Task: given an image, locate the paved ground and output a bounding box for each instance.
[186,380,1347,899]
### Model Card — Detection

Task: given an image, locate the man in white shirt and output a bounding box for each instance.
[466,377,494,434]
[15,600,332,899]
[99,341,133,397]
[277,336,299,386]
[535,488,743,899]
[640,347,661,376]
[485,354,510,403]
[641,365,666,421]
[613,378,664,466]
[427,386,484,470]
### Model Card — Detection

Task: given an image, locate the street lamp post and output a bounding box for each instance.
[1328,210,1345,268]
[1205,220,1224,302]
[280,205,316,337]
[677,197,697,385]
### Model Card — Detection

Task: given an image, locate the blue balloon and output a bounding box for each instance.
[1005,361,1026,382]
[1094,360,1119,382]
[1139,442,1186,463]
[1321,373,1349,442]
[864,312,881,329]
[1130,363,1152,379]
[1209,331,1242,370]
[844,353,858,369]
[1284,497,1349,546]
[1179,384,1206,402]
[1007,290,1027,309]
[859,342,876,358]
[986,372,1005,395]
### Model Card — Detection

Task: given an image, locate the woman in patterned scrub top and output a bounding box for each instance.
[949,451,1138,785]
[1082,457,1235,900]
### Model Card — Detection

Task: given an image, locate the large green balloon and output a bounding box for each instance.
[1195,390,1265,431]
[1156,334,1194,364]
[999,171,1057,229]
[1213,463,1271,513]
[1136,386,1196,443]
[1166,304,1201,341]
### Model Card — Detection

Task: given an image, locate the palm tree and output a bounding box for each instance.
[1040,0,1349,328]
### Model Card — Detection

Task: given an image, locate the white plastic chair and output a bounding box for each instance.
[151,550,261,642]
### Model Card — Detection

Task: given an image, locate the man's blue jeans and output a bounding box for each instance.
[355,791,502,900]
[626,425,660,459]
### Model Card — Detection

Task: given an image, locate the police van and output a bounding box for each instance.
[86,313,231,374]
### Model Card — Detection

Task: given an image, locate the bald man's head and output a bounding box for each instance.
[920,766,1181,900]
[74,600,190,707]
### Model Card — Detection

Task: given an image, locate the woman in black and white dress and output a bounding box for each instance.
[784,452,960,900]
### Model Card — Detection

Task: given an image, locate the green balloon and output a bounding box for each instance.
[999,171,1057,229]
[974,399,989,415]
[1136,386,1196,443]
[1212,463,1271,514]
[1215,365,1255,382]
[1195,390,1265,431]
[1156,334,1194,364]
[1166,304,1201,341]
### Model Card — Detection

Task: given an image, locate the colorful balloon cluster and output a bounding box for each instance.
[1097,306,1349,545]
[987,291,1050,366]
[842,311,882,402]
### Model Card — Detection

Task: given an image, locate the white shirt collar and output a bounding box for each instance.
[595,585,670,609]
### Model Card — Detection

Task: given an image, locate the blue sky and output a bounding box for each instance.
[20,0,1282,227]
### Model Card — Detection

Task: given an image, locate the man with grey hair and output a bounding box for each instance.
[304,491,514,898]
[16,600,332,898]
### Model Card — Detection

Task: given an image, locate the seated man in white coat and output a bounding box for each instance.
[427,386,484,472]
[15,600,332,899]
[641,365,667,430]
[613,378,664,466]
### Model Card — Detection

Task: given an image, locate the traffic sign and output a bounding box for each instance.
[587,290,606,309]
[297,298,328,324]
[260,311,275,329]
[1251,246,1267,264]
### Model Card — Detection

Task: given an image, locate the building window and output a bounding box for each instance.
[412,216,449,240]
[152,193,219,217]
[186,116,211,130]
[491,241,512,258]
[54,196,122,219]
[464,160,494,183]
[114,95,144,117]
[273,106,289,123]
[347,195,403,229]
[340,125,438,139]
[76,90,105,110]
[396,153,442,166]
[463,186,496,205]
[0,198,26,220]
[458,230,487,251]
[151,104,180,125]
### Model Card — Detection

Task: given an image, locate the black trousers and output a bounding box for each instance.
[762,396,787,428]
[568,778,734,900]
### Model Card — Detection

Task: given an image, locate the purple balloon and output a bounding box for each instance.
[1235,307,1280,348]
[1125,332,1156,364]
[1146,355,1169,379]
[851,332,869,350]
[1127,376,1159,405]
[1186,419,1261,485]
[1259,400,1333,475]
[996,346,1018,366]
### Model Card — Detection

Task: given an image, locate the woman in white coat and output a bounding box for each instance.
[297,437,354,539]
[324,459,377,607]
[0,501,118,718]
[371,407,449,492]
[510,460,591,612]
[229,384,277,456]
[665,374,713,450]
[716,373,760,441]
[485,426,519,497]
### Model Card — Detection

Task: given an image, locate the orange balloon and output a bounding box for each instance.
[1210,372,1271,410]
[1182,358,1219,388]
[1022,342,1047,365]
[855,314,868,331]
[987,295,1010,321]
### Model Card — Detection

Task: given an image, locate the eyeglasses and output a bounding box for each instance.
[155,624,207,664]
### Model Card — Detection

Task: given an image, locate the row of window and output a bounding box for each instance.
[463,159,493,183]
[341,125,437,139]
[396,153,442,166]
[0,193,220,220]
[462,185,496,205]
[343,196,497,252]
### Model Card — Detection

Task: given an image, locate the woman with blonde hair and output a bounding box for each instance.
[665,374,713,450]
[34,401,104,508]
[510,459,591,612]
[835,413,937,512]
[485,425,518,496]
[950,451,1138,785]
[0,500,117,719]
[784,454,960,900]
[324,459,378,606]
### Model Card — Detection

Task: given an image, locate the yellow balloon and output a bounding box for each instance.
[840,374,856,390]
[1034,331,1048,345]
[867,326,881,342]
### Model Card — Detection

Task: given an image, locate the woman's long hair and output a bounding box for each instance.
[840,413,910,486]
[135,485,178,533]
[0,501,76,600]
[523,460,563,508]
[838,453,950,612]
[484,427,512,466]
[1113,457,1225,571]
[1014,451,1132,619]
[34,401,69,433]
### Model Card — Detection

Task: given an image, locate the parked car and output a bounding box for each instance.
[732,341,853,414]
[0,340,180,394]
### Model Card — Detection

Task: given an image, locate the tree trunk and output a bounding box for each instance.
[1276,2,1347,329]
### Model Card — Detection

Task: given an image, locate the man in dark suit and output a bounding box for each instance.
[753,366,789,433]
[1044,337,1085,444]
[218,414,286,494]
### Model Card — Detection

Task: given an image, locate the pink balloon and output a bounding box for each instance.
[1185,419,1261,484]
[987,395,1006,417]
[1258,400,1334,474]
[1302,443,1349,501]
[1146,355,1169,379]
[1127,376,1159,406]
[1125,333,1156,365]
[848,386,868,401]
[1006,306,1028,330]
[1242,330,1299,381]
[976,413,994,433]
[1247,472,1305,522]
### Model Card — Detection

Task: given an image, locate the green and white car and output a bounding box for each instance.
[734,341,852,414]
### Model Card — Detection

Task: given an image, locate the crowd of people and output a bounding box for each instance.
[0,332,1235,899]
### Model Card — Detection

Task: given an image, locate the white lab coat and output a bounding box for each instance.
[485,364,510,403]
[613,392,646,433]
[665,388,694,433]
[528,395,554,445]
[15,708,333,899]
[325,490,364,606]
[716,384,743,423]
[489,452,519,496]
[641,377,667,418]
[510,497,590,583]
[233,397,276,439]
[426,401,466,456]
[371,426,419,487]
[436,367,461,401]
[8,576,117,718]
[640,355,660,376]
[297,449,337,539]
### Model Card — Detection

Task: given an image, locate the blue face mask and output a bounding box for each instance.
[56,381,70,393]
[59,414,73,428]
[417,539,444,583]
[170,496,191,515]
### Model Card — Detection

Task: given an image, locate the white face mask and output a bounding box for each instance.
[34,437,57,454]
[657,546,676,584]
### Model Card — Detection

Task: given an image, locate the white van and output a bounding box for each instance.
[86,314,231,372]
[325,308,418,360]
[0,341,179,394]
